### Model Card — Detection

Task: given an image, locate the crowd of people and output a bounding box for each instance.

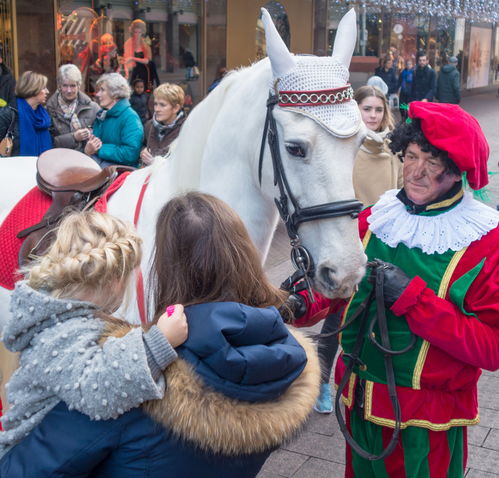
[371,50,461,120]
[0,63,185,167]
[0,40,497,478]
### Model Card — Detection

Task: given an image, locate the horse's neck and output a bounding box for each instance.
[169,60,280,259]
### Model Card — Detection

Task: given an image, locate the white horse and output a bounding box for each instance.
[0,8,367,328]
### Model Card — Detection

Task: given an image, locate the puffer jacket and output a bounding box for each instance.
[46,91,100,151]
[436,64,461,104]
[0,302,320,478]
[92,99,144,167]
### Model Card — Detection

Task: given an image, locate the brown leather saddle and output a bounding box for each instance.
[17,148,133,266]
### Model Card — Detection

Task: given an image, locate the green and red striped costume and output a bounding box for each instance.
[297,189,499,477]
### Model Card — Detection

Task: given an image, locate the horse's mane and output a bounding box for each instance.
[167,59,271,192]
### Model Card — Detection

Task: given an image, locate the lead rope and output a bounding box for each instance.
[333,262,407,461]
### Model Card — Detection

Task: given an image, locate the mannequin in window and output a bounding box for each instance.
[124,20,158,90]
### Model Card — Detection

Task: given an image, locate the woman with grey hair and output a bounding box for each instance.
[46,64,100,151]
[85,72,143,168]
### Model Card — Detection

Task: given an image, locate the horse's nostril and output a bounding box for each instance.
[319,266,337,289]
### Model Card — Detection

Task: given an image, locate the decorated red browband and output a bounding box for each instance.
[278,84,354,107]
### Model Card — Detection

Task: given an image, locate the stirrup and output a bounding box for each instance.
[314,383,333,414]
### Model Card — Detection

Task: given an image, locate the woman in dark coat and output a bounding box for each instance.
[374,57,398,95]
[0,70,52,156]
[140,82,186,165]
[0,192,320,478]
[0,50,15,109]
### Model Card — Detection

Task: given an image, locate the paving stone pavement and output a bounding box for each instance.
[260,92,499,478]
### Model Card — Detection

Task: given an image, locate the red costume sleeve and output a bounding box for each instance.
[291,209,370,328]
[391,252,499,372]
[291,291,343,328]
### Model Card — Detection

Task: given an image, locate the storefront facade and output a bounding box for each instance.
[0,0,497,102]
[322,1,499,93]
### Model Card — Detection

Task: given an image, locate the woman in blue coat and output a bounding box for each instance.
[0,192,320,478]
[85,72,143,168]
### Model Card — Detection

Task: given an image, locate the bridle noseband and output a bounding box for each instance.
[258,86,362,299]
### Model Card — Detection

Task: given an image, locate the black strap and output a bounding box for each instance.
[333,265,404,461]
[4,106,16,138]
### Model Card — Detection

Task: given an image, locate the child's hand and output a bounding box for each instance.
[157,304,188,348]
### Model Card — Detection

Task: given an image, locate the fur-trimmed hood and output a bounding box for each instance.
[105,303,320,456]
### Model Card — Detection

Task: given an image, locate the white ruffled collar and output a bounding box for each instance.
[368,189,499,254]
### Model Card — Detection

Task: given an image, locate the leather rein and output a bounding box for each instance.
[329,260,417,461]
[258,91,363,299]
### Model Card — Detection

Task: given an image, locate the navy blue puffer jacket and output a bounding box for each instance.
[0,302,320,478]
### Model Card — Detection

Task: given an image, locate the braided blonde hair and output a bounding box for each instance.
[26,211,142,307]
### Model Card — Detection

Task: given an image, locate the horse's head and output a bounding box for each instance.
[261,8,367,298]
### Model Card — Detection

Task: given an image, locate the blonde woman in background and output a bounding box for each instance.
[140,83,186,165]
[353,85,403,206]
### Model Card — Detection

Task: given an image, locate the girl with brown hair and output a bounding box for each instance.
[353,85,402,207]
[1,193,320,478]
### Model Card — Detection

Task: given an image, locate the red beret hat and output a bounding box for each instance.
[408,102,489,190]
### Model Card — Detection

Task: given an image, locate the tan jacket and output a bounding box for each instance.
[353,129,403,207]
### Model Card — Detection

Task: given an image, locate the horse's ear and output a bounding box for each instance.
[261,7,295,79]
[332,8,357,69]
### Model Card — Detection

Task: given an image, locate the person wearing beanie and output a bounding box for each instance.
[436,56,461,104]
[290,102,499,477]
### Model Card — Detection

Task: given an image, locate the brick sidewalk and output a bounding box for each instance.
[260,92,499,477]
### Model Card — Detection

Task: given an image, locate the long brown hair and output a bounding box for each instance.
[151,192,287,319]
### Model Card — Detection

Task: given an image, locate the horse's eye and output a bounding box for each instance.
[285,143,306,158]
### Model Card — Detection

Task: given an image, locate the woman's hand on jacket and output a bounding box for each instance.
[84,135,102,155]
[157,304,188,348]
[73,128,92,142]
[140,147,154,165]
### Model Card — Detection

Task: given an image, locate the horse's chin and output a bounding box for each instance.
[312,267,366,300]
[313,281,355,300]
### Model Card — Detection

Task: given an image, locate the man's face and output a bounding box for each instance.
[403,142,461,205]
[418,55,428,68]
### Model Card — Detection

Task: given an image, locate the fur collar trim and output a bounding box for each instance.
[104,321,320,455]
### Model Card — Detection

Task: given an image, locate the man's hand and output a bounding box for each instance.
[282,293,307,319]
[369,259,412,307]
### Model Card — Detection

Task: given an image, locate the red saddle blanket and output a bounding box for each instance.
[0,187,51,290]
[0,172,130,291]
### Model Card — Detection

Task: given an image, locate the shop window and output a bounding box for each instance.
[206,0,227,94]
[256,1,290,60]
[16,0,57,89]
[0,0,14,72]
[467,25,492,89]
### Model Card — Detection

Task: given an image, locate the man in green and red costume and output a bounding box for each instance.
[294,101,499,477]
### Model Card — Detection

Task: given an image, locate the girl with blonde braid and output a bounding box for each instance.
[0,211,187,458]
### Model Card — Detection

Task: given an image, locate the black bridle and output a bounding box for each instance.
[258,93,363,299]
